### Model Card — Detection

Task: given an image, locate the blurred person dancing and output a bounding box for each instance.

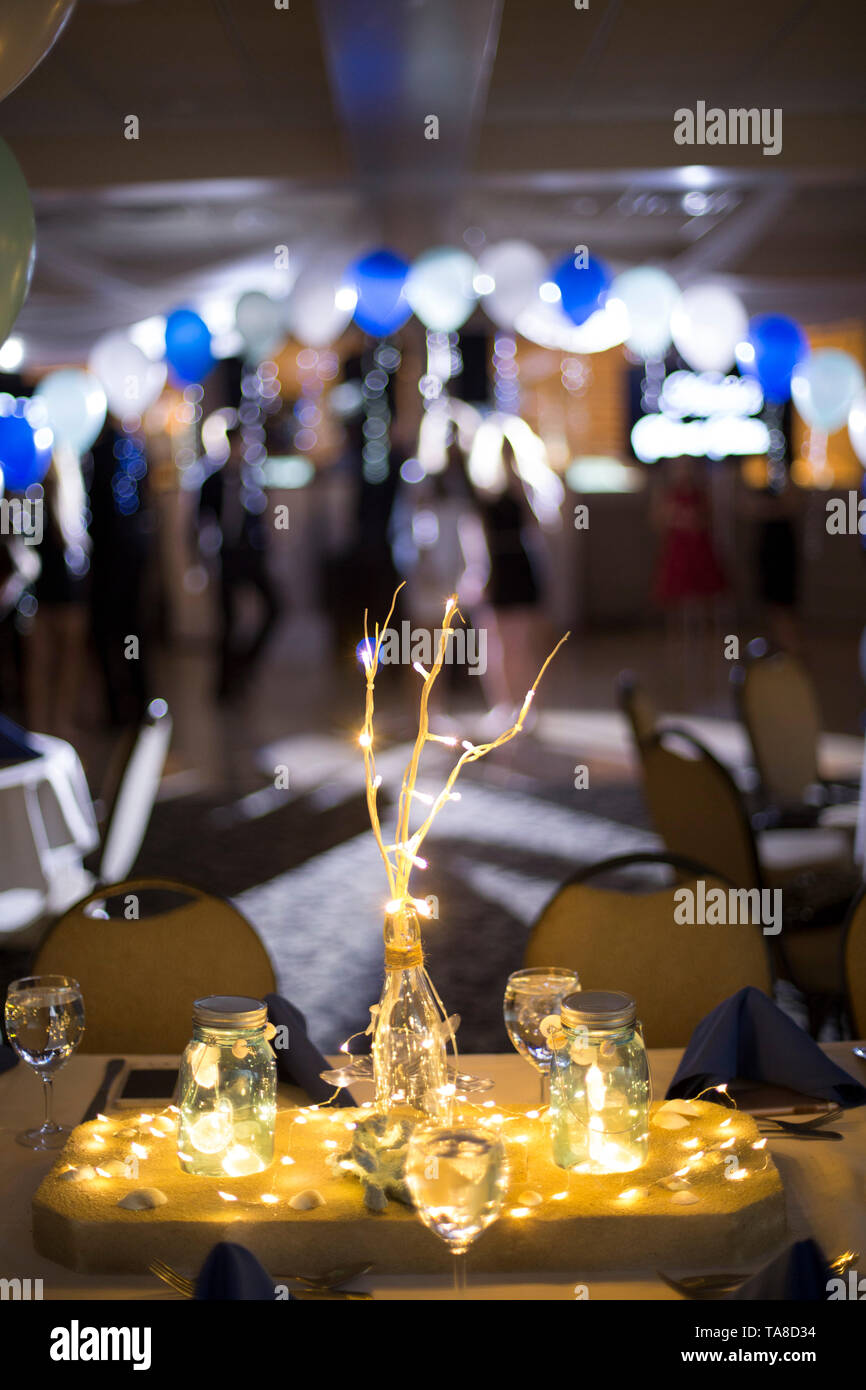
[24,447,91,739]
[197,425,280,700]
[473,437,546,723]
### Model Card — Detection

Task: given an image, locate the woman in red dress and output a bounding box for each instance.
[652,457,727,697]
[652,456,727,608]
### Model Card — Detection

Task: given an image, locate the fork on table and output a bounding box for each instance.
[148,1258,373,1300]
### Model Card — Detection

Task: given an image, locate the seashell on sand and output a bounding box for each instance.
[671,1189,700,1205]
[289,1188,326,1211]
[100,1160,132,1178]
[652,1111,690,1130]
[117,1188,168,1210]
[59,1165,96,1183]
[659,1098,702,1118]
[516,1190,543,1208]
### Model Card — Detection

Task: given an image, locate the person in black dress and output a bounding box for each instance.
[749,474,802,654]
[475,438,543,718]
[197,427,280,699]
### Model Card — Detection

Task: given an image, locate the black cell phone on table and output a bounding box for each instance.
[114,1067,179,1106]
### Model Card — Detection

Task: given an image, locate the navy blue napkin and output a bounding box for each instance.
[0,1045,18,1074]
[729,1239,830,1301]
[265,993,356,1108]
[0,714,41,764]
[195,1242,283,1300]
[667,987,866,1109]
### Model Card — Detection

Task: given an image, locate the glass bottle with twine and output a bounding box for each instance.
[372,900,450,1118]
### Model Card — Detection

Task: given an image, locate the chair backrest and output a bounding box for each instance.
[617,670,658,748]
[98,700,172,885]
[639,731,762,891]
[525,853,773,1047]
[33,878,277,1053]
[842,888,866,1036]
[736,650,821,805]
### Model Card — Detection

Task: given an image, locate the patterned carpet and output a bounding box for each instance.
[133,735,659,1051]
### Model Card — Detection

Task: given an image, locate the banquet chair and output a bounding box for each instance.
[616,671,659,748]
[524,852,773,1047]
[638,730,854,1012]
[33,878,276,1054]
[841,888,866,1036]
[95,698,173,884]
[731,646,858,818]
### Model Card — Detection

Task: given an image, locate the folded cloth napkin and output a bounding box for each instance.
[0,1045,18,1074]
[667,987,866,1109]
[0,714,41,764]
[195,1242,284,1300]
[265,993,356,1108]
[729,1238,830,1301]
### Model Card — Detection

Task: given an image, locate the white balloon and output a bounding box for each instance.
[235,291,284,360]
[285,265,356,348]
[848,390,866,467]
[0,0,76,103]
[610,265,680,361]
[476,240,547,330]
[670,282,749,373]
[514,294,628,354]
[88,333,167,419]
[791,349,865,435]
[32,369,107,454]
[405,247,478,332]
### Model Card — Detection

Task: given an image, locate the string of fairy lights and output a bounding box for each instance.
[58,1080,774,1224]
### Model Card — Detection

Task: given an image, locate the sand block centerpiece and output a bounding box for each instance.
[33,1100,786,1276]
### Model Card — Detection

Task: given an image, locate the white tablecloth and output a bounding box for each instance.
[1,1047,864,1300]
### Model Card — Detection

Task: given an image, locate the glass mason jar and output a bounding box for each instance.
[178,996,276,1178]
[549,990,650,1175]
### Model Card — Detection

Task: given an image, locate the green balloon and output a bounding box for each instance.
[0,138,35,345]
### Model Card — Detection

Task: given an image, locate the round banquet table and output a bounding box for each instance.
[1,1046,865,1301]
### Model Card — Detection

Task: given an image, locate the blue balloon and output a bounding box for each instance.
[552,251,612,326]
[164,308,214,384]
[350,249,411,337]
[741,314,809,404]
[0,403,51,491]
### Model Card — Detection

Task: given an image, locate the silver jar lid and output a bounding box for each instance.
[193,996,267,1030]
[560,990,636,1030]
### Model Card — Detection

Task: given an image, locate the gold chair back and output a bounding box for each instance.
[525,873,773,1047]
[640,734,761,890]
[740,652,821,804]
[34,878,277,1054]
[618,673,658,747]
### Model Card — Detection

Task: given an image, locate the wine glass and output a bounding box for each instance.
[504,966,580,1104]
[4,975,85,1149]
[405,1123,509,1297]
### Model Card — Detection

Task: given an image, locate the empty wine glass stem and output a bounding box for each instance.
[41,1075,54,1131]
[452,1252,467,1298]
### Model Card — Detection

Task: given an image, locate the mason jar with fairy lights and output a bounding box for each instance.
[178,996,276,1178]
[548,990,650,1175]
